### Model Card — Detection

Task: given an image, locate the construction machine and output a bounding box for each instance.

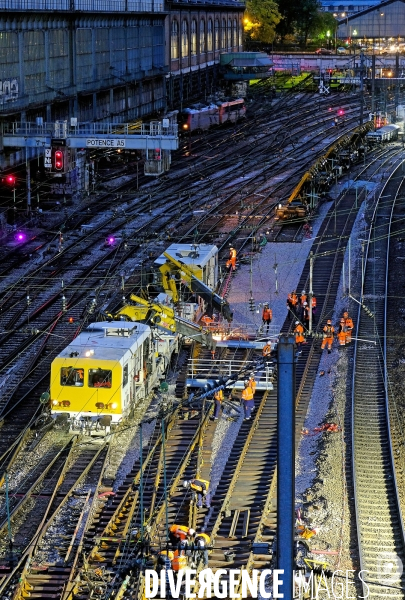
[111,294,217,350]
[157,249,233,323]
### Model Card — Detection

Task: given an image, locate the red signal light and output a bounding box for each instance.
[337,109,345,116]
[6,175,16,185]
[54,150,64,171]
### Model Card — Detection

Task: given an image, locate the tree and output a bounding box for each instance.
[295,0,321,47]
[244,0,282,44]
[276,0,300,39]
[307,10,337,45]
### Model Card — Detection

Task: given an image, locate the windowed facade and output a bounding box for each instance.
[215,19,220,50]
[207,19,213,51]
[200,19,205,53]
[182,19,189,57]
[171,19,179,59]
[232,19,237,47]
[191,19,197,54]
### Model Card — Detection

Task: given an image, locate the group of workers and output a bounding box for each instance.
[157,525,211,573]
[292,310,354,354]
[287,290,317,324]
[321,311,354,353]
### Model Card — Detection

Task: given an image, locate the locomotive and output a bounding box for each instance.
[50,321,177,434]
[179,98,246,133]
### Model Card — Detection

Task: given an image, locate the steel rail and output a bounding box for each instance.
[352,162,405,598]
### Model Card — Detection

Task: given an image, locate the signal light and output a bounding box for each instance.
[154,148,161,161]
[337,109,344,116]
[6,175,16,185]
[68,316,74,323]
[54,149,64,171]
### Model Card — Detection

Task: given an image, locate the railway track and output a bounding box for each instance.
[0,438,108,598]
[351,164,405,598]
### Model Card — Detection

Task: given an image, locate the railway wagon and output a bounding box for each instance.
[50,321,177,434]
[366,124,400,143]
[179,98,246,133]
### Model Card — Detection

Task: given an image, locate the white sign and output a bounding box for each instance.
[44,148,52,169]
[86,138,125,148]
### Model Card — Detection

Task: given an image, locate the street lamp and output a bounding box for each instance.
[326,30,330,50]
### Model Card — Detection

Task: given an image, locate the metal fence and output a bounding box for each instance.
[0,0,163,11]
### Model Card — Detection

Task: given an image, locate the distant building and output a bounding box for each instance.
[166,0,245,108]
[321,0,382,15]
[336,0,405,38]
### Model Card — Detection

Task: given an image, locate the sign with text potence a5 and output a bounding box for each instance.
[86,138,126,148]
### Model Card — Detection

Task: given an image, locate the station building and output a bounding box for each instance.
[0,0,244,172]
[320,0,381,16]
[336,0,405,39]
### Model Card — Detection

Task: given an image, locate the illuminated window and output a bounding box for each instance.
[191,19,197,54]
[221,19,226,49]
[227,19,232,48]
[60,367,84,387]
[89,368,112,388]
[207,19,213,51]
[233,19,237,47]
[123,364,128,387]
[182,19,189,57]
[200,19,205,53]
[171,19,179,59]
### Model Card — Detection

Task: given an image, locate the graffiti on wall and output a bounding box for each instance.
[0,79,19,101]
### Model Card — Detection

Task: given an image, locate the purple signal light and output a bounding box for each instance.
[108,236,115,245]
[16,232,26,242]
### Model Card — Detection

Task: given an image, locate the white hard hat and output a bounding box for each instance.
[188,528,195,536]
[183,481,190,488]
[302,290,306,294]
[303,302,308,306]
[267,340,271,344]
[295,321,299,325]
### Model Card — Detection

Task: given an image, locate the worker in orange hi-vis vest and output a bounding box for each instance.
[337,318,347,346]
[226,247,237,271]
[321,319,335,353]
[262,303,273,332]
[241,380,254,420]
[299,290,307,306]
[343,311,354,343]
[294,321,305,350]
[248,373,257,396]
